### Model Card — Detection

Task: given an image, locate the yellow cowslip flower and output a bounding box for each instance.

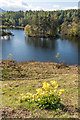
[45,90,48,93]
[20,93,25,96]
[58,89,65,96]
[39,91,45,96]
[54,84,58,89]
[49,90,53,95]
[46,93,49,97]
[36,88,43,94]
[38,98,41,102]
[22,95,26,100]
[26,95,29,98]
[20,94,27,100]
[53,89,57,93]
[32,94,35,98]
[42,82,50,90]
[51,89,57,93]
[32,99,34,102]
[50,80,58,87]
[58,91,62,96]
[26,92,33,99]
[60,89,65,93]
[49,88,56,95]
[27,93,33,96]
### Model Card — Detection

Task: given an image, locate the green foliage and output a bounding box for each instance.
[24,24,32,35]
[61,21,80,37]
[1,9,80,37]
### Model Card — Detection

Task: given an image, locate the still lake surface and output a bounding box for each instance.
[2,29,80,65]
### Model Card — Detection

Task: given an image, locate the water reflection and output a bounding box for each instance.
[0,36,11,40]
[61,35,79,47]
[25,36,57,50]
[61,35,80,65]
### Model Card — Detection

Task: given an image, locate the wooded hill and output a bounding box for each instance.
[1,9,80,37]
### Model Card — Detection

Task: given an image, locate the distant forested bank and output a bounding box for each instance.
[1,9,80,37]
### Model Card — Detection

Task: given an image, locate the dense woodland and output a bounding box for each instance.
[1,9,80,37]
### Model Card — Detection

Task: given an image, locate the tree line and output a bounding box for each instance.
[1,9,80,37]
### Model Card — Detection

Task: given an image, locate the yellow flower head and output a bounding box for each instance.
[39,91,45,96]
[53,89,57,93]
[38,98,41,102]
[58,89,65,96]
[50,89,57,95]
[49,90,53,95]
[60,89,65,93]
[36,88,43,94]
[20,93,24,97]
[22,95,26,100]
[32,94,35,98]
[32,99,34,102]
[27,92,33,95]
[54,85,58,89]
[50,80,58,87]
[26,92,33,98]
[42,82,50,90]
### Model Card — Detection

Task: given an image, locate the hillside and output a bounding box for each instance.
[1,60,79,118]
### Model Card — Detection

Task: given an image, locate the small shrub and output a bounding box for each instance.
[19,80,65,109]
[56,52,68,68]
[7,53,12,60]
[56,62,68,69]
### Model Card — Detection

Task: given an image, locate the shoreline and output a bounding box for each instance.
[0,26,24,30]
[2,59,79,67]
[0,30,14,36]
[27,34,59,38]
[1,26,79,38]
[2,59,78,81]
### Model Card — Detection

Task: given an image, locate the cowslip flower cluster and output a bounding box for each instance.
[19,80,65,109]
